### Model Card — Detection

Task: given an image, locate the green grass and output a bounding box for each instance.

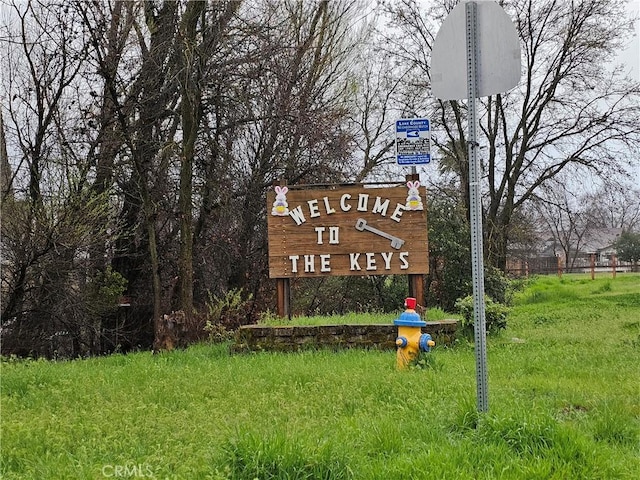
[259,307,454,326]
[2,273,639,479]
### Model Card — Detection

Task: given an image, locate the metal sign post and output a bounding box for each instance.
[432,0,521,413]
[465,1,489,413]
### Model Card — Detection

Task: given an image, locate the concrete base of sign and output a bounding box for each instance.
[230,321,458,354]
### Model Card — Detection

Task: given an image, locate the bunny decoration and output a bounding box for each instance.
[271,185,290,216]
[405,180,424,211]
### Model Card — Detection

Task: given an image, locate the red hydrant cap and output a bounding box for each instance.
[405,297,417,310]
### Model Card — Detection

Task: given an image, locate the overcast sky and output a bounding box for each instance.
[623,0,640,181]
[620,0,640,80]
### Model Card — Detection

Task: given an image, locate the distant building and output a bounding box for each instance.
[507,228,632,276]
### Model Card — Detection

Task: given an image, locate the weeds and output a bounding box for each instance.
[204,288,253,342]
[221,432,353,479]
[1,274,639,479]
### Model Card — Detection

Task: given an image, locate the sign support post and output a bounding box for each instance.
[406,172,425,305]
[276,278,291,319]
[432,0,520,414]
[465,1,489,413]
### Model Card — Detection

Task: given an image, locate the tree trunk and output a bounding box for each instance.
[148,211,165,352]
[0,109,12,202]
[176,1,204,317]
[486,225,508,272]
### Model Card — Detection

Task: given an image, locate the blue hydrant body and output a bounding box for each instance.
[394,297,435,368]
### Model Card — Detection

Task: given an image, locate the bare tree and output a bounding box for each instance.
[45,0,183,351]
[176,1,242,319]
[196,0,359,300]
[176,0,205,320]
[344,27,407,182]
[583,182,640,232]
[76,0,362,348]
[0,0,124,356]
[534,181,594,271]
[382,0,640,271]
[0,109,12,201]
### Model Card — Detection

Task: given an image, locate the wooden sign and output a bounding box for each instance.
[267,183,428,278]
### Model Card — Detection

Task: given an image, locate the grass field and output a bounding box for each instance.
[258,306,453,326]
[1,274,639,479]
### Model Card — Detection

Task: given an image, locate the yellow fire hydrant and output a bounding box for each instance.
[394,297,435,369]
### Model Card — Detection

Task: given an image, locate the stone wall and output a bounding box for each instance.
[231,321,458,353]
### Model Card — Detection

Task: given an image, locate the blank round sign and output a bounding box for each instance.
[431,0,521,100]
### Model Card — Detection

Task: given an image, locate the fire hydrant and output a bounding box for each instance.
[394,297,435,369]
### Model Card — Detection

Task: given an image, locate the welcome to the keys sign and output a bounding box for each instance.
[267,183,429,278]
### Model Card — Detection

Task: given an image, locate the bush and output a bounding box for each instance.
[426,197,471,311]
[484,266,512,305]
[426,196,514,311]
[455,295,509,335]
[204,289,256,343]
[88,266,128,316]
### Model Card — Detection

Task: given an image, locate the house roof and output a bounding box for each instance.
[580,228,623,254]
[508,227,626,257]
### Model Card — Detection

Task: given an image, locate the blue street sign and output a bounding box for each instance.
[395,118,431,165]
